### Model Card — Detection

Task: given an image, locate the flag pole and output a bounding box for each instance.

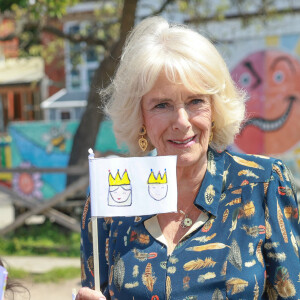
[92,216,100,291]
[88,149,101,292]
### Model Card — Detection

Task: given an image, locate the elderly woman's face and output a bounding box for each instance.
[142,73,212,168]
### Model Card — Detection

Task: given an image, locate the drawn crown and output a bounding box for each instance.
[109,170,130,186]
[148,169,167,184]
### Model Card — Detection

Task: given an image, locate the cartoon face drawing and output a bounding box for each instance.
[147,169,168,201]
[231,50,300,155]
[109,185,131,203]
[148,183,168,201]
[108,169,132,206]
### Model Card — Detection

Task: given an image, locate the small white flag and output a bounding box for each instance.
[0,265,8,300]
[88,150,177,217]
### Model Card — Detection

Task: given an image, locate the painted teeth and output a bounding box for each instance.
[242,96,295,132]
[172,137,193,144]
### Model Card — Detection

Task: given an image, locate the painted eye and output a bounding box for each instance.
[273,70,284,83]
[239,72,252,87]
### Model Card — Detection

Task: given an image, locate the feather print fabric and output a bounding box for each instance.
[80,148,300,299]
[183,257,216,271]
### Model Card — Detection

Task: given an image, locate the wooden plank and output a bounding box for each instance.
[7,91,14,120]
[0,166,88,174]
[0,152,120,174]
[0,175,88,235]
[0,184,81,233]
[55,200,85,208]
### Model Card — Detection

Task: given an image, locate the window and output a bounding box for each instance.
[86,46,98,62]
[69,24,80,35]
[65,21,102,91]
[61,111,71,120]
[71,69,81,89]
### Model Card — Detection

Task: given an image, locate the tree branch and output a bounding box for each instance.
[67,0,139,185]
[119,0,138,38]
[42,25,108,46]
[0,22,108,46]
[0,33,16,41]
[152,0,175,16]
[140,0,175,19]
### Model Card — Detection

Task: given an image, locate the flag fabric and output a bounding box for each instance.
[88,153,177,217]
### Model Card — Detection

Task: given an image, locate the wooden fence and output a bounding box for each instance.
[0,165,89,236]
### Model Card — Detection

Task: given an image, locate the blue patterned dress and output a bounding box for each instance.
[80,148,300,299]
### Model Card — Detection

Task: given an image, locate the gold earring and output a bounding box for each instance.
[209,121,215,144]
[138,126,148,151]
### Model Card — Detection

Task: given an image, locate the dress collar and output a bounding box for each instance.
[133,147,225,226]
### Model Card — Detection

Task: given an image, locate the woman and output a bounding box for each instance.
[77,16,300,299]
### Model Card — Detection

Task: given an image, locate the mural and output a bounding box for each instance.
[232,50,300,155]
[230,36,300,185]
[4,120,127,200]
[0,135,12,187]
[2,34,300,198]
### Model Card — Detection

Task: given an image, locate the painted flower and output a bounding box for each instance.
[12,162,43,199]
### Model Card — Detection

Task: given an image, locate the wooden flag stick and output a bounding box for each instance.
[92,217,100,291]
[89,149,101,291]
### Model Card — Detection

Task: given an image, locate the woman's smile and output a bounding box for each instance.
[168,135,196,146]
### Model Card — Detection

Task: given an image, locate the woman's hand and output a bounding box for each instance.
[75,287,106,300]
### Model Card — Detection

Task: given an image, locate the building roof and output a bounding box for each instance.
[41,88,88,109]
[0,57,44,85]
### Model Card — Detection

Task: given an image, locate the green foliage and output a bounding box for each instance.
[8,266,81,283]
[177,0,230,22]
[0,220,80,257]
[7,267,29,280]
[2,0,293,62]
[3,0,122,66]
[0,0,27,12]
[34,266,80,283]
[10,0,79,20]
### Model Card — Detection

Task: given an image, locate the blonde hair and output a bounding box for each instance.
[104,16,246,156]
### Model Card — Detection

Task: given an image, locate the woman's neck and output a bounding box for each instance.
[176,158,208,209]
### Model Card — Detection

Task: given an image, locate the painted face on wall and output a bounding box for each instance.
[231,50,300,155]
[148,183,168,201]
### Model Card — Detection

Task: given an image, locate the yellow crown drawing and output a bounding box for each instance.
[148,169,167,184]
[109,169,131,186]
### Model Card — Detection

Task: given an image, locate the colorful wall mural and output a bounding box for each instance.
[228,34,300,186]
[2,32,300,200]
[0,135,12,187]
[1,120,127,200]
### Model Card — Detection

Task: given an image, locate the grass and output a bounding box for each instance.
[0,220,81,257]
[7,267,29,280]
[8,266,81,283]
[0,220,82,284]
